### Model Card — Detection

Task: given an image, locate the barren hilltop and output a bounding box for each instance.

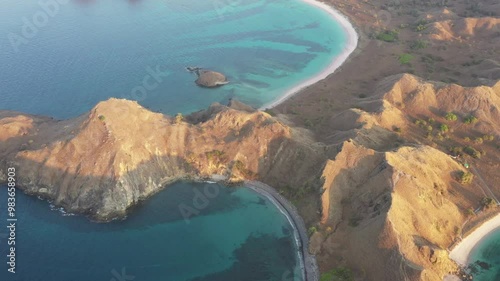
[0,99,326,220]
[0,0,499,280]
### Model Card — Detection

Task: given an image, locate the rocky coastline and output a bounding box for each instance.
[0,98,326,222]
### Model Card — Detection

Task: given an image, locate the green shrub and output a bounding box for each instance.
[415,119,427,126]
[98,115,105,121]
[449,146,463,156]
[439,124,449,133]
[410,40,427,50]
[445,112,458,121]
[308,226,317,236]
[464,146,481,158]
[483,135,495,141]
[376,30,399,42]
[399,53,414,65]
[464,115,478,124]
[415,24,427,32]
[414,20,428,32]
[474,137,483,144]
[481,197,497,209]
[457,171,474,184]
[320,267,354,281]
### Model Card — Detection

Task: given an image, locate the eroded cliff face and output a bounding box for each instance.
[311,74,500,281]
[315,142,470,280]
[0,99,326,221]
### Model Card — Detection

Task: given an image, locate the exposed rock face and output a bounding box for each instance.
[378,74,500,132]
[195,70,228,87]
[0,99,325,221]
[428,17,500,42]
[312,74,500,281]
[318,142,464,281]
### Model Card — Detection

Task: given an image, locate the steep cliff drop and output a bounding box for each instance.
[0,99,325,222]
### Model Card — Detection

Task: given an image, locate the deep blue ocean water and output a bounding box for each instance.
[0,0,346,119]
[469,227,500,280]
[0,182,302,281]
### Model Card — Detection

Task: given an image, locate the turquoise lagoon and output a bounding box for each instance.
[469,227,500,280]
[0,182,302,281]
[0,0,347,119]
[0,0,350,280]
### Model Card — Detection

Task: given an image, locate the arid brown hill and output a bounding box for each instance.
[428,17,500,41]
[0,99,325,221]
[310,74,500,281]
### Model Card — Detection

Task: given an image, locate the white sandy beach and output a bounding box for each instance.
[449,213,500,266]
[260,0,359,110]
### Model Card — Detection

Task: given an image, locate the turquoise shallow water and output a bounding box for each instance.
[469,227,500,280]
[0,0,347,119]
[0,182,302,281]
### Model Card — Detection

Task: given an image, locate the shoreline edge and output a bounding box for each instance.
[260,0,359,110]
[449,212,500,266]
[245,181,319,281]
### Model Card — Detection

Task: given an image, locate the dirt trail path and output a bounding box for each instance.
[471,165,500,204]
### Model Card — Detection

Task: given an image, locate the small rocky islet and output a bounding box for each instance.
[187,66,229,88]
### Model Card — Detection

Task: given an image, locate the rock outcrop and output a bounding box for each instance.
[0,99,325,221]
[187,67,228,87]
[428,17,500,42]
[317,141,465,281]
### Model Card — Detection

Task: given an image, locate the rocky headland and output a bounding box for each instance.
[1,73,499,281]
[0,99,326,221]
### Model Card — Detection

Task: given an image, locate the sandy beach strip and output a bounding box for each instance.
[260,0,358,110]
[449,213,500,266]
[245,181,319,281]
